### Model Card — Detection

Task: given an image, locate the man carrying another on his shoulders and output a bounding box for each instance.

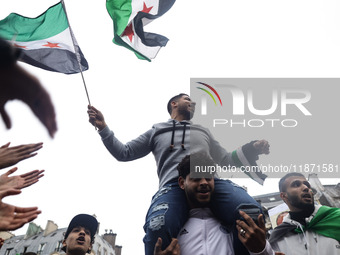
[88,93,270,255]
[154,152,276,255]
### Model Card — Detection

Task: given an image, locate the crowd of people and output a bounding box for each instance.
[0,37,52,251]
[88,93,340,255]
[88,93,270,255]
[0,142,44,232]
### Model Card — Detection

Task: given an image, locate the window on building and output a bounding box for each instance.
[22,246,28,255]
[103,248,107,255]
[37,243,46,254]
[97,244,101,255]
[5,248,13,255]
[55,241,63,252]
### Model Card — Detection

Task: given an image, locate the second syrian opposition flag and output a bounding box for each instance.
[106,0,176,61]
[0,1,88,74]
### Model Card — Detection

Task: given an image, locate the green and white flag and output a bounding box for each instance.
[106,0,176,61]
[0,1,88,74]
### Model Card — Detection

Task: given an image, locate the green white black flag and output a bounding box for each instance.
[0,1,88,74]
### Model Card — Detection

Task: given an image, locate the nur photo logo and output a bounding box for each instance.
[194,80,312,128]
[191,78,339,179]
[196,82,222,115]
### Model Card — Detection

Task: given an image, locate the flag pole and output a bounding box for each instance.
[78,64,91,106]
[61,0,91,106]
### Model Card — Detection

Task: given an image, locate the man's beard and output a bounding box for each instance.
[186,189,211,208]
[178,108,194,120]
[287,193,315,215]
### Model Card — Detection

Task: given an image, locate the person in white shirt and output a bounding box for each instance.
[154,152,275,255]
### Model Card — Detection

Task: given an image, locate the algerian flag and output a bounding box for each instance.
[0,1,88,74]
[295,205,340,242]
[106,0,176,61]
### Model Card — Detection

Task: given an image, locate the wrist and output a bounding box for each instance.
[249,240,271,255]
[97,123,107,131]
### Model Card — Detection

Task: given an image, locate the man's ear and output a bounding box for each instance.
[171,101,178,109]
[87,243,93,254]
[280,192,287,202]
[61,240,67,252]
[178,176,185,190]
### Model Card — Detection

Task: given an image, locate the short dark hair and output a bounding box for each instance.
[279,172,305,192]
[167,93,188,115]
[177,152,216,179]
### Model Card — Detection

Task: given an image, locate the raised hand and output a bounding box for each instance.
[0,142,43,169]
[154,238,180,255]
[0,201,41,231]
[87,105,107,131]
[236,210,267,253]
[0,167,44,192]
[0,168,42,231]
[253,139,270,155]
[0,64,57,138]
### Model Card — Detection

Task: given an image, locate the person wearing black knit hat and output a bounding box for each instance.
[62,214,98,255]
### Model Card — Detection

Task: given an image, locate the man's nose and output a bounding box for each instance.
[302,184,311,192]
[199,178,208,185]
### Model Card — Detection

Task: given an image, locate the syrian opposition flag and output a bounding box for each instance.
[0,1,88,74]
[106,0,176,61]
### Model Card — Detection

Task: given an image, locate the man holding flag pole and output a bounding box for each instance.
[88,93,270,255]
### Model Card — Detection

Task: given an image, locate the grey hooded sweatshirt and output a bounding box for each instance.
[98,119,265,188]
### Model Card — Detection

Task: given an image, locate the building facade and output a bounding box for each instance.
[0,219,122,255]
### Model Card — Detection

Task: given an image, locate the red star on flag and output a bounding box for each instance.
[42,42,61,48]
[122,23,134,42]
[14,43,27,49]
[141,2,153,13]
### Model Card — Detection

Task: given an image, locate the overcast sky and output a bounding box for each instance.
[1,1,340,254]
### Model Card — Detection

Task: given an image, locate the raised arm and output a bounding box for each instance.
[208,133,269,183]
[0,167,42,231]
[0,167,44,192]
[0,64,57,138]
[0,201,41,231]
[0,142,43,169]
[88,105,153,161]
[0,38,57,138]
[253,140,270,155]
[87,105,107,131]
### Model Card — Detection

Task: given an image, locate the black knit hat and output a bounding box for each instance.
[64,214,98,241]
